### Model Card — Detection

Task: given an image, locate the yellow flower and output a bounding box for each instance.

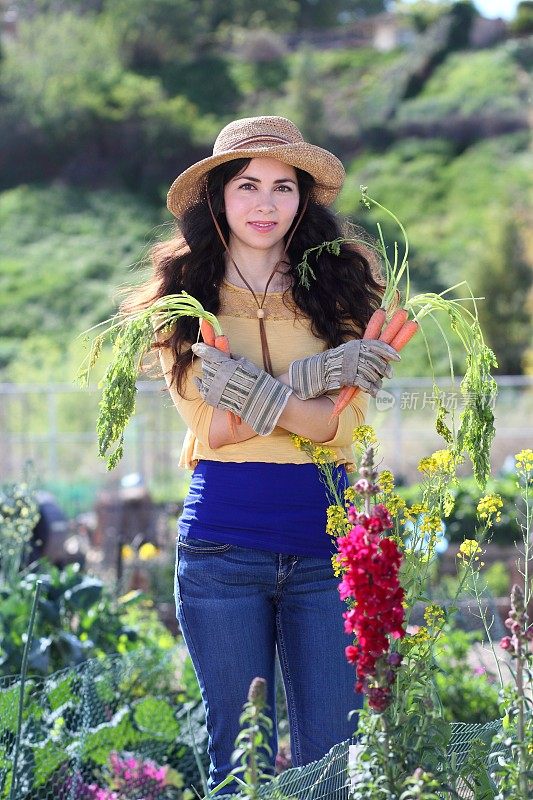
[121,544,135,561]
[352,425,377,448]
[311,445,335,465]
[331,552,348,577]
[139,542,159,560]
[403,502,429,523]
[378,470,395,494]
[424,604,445,628]
[458,538,482,562]
[386,493,406,517]
[420,513,443,534]
[417,449,456,476]
[291,434,313,451]
[476,494,503,523]
[326,505,350,537]
[515,449,533,472]
[417,455,437,474]
[403,627,431,651]
[344,486,356,505]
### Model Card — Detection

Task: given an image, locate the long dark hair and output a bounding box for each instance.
[122,158,386,395]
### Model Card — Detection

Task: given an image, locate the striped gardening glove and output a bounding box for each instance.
[191,343,293,436]
[288,339,400,400]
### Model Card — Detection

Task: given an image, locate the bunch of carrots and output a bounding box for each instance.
[78,292,237,470]
[330,306,417,422]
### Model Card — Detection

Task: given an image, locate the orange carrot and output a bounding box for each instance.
[200,319,216,346]
[214,334,231,354]
[328,311,419,423]
[379,308,409,344]
[363,308,387,340]
[199,321,240,436]
[389,319,419,351]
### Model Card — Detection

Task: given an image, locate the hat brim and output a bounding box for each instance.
[166,142,345,218]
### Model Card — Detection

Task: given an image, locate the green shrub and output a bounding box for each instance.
[0,562,176,677]
[483,561,510,597]
[434,626,500,724]
[396,47,524,122]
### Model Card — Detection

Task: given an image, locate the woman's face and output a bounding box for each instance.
[223,157,300,254]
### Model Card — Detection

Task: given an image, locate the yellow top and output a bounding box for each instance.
[159,279,369,471]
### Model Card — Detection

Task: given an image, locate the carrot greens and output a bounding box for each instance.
[78,292,222,470]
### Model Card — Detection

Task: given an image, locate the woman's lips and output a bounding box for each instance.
[248,221,277,233]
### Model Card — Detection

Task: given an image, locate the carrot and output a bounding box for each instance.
[379,308,409,344]
[199,320,240,436]
[362,307,387,340]
[328,310,419,423]
[389,319,419,351]
[200,319,216,346]
[214,334,231,354]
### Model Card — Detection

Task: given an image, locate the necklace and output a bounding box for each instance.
[227,255,288,375]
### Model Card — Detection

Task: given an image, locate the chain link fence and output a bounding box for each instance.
[1,377,532,510]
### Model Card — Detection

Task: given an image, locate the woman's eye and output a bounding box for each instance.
[276,185,292,192]
[238,182,256,190]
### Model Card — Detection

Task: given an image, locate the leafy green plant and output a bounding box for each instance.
[0,562,176,677]
[433,626,500,724]
[0,647,208,800]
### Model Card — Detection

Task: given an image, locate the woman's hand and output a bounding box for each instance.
[192,343,293,436]
[288,339,400,400]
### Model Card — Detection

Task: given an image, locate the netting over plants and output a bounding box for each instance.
[0,648,210,799]
[215,720,502,800]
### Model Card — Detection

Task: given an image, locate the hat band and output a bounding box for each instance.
[224,134,293,151]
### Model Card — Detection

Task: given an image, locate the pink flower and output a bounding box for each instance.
[338,507,406,713]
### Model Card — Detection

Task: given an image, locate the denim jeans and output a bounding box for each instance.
[175,533,363,794]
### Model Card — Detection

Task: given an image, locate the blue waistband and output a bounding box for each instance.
[178,460,349,558]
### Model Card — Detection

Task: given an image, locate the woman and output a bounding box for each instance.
[141,116,399,793]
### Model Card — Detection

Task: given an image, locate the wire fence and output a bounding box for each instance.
[0,377,532,511]
[0,648,209,800]
[0,646,503,800]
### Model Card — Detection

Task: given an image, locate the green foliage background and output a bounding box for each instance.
[0,0,532,381]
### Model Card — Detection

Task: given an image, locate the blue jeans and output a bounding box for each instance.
[175,534,363,794]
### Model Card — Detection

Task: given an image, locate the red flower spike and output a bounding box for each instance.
[337,505,406,714]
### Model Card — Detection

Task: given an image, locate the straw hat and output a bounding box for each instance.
[166,115,345,218]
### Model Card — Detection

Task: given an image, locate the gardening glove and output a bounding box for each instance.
[191,343,293,436]
[288,339,400,400]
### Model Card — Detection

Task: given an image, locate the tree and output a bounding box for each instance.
[474,214,533,375]
[511,1,533,35]
[294,0,387,29]
[285,48,326,146]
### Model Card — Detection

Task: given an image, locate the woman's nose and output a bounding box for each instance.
[254,192,276,212]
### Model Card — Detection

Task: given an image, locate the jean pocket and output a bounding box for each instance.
[177,534,233,554]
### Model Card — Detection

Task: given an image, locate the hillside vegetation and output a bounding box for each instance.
[1,1,532,381]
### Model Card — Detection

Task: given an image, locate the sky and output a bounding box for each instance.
[400,0,520,19]
[473,0,519,18]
